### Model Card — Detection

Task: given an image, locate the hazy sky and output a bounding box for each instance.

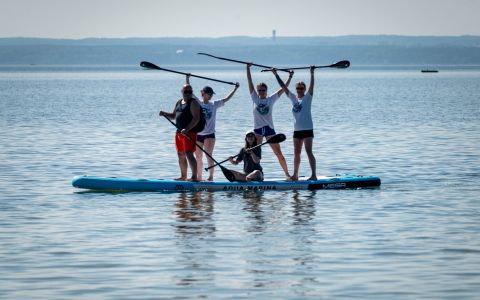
[1,0,479,38]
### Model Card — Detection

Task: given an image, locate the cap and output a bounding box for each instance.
[245,129,255,136]
[201,86,215,95]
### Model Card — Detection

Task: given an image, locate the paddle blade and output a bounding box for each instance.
[267,133,286,144]
[140,61,161,70]
[220,166,236,182]
[330,60,350,69]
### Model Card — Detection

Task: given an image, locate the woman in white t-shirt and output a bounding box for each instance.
[189,78,239,181]
[272,67,317,181]
[247,63,293,180]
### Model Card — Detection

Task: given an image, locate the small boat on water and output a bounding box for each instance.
[72,174,381,192]
[421,69,439,73]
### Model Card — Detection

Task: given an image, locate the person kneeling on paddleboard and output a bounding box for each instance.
[228,130,264,182]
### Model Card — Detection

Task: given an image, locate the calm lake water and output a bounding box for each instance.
[1,66,479,299]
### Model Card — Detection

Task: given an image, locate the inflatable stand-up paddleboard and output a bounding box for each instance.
[72,174,381,192]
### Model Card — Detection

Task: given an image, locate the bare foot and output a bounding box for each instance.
[285,176,294,181]
[188,177,200,182]
[290,176,299,181]
[174,177,187,181]
[206,177,214,181]
[307,176,317,181]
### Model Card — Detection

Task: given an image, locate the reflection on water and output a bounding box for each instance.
[291,191,316,226]
[240,190,318,233]
[242,191,267,233]
[170,190,323,289]
[174,192,215,236]
[173,192,216,287]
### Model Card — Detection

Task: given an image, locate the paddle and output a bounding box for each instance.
[140,61,237,85]
[197,53,290,73]
[205,133,286,171]
[161,115,236,182]
[261,60,350,72]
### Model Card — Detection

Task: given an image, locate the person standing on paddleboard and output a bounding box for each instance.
[228,130,264,182]
[246,63,293,180]
[186,75,240,181]
[159,84,203,182]
[271,67,317,181]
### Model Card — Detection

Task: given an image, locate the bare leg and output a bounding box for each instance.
[175,151,188,180]
[185,151,198,181]
[255,134,263,145]
[194,141,204,181]
[246,170,263,181]
[203,138,216,181]
[229,169,248,182]
[269,141,291,180]
[304,137,317,180]
[292,138,303,181]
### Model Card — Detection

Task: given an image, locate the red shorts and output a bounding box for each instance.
[175,132,197,152]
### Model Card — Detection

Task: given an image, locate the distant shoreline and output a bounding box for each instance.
[1,36,479,66]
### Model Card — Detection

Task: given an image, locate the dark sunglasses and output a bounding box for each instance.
[296,87,305,90]
[257,89,266,92]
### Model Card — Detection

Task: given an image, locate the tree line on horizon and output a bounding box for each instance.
[0,36,479,66]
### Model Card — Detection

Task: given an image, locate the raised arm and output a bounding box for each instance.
[272,69,294,97]
[222,82,240,104]
[308,66,314,96]
[274,70,294,97]
[185,74,200,101]
[246,63,255,95]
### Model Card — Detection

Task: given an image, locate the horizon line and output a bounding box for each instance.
[1,34,480,40]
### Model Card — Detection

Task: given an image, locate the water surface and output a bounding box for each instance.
[1,67,479,299]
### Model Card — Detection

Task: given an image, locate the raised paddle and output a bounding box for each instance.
[261,60,350,72]
[140,61,237,85]
[161,115,236,182]
[205,133,286,171]
[197,53,290,73]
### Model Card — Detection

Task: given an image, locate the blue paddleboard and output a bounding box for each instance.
[72,174,381,192]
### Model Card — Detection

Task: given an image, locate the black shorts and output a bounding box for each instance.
[254,126,276,137]
[293,130,314,139]
[197,133,215,143]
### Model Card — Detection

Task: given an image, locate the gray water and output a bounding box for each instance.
[1,66,479,299]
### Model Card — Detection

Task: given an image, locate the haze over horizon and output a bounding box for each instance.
[1,0,479,39]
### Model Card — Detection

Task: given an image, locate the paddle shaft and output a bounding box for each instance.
[141,61,236,85]
[261,60,350,72]
[205,141,265,171]
[197,53,290,73]
[205,133,286,171]
[162,115,235,181]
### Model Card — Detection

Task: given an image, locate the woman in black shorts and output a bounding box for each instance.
[272,67,317,180]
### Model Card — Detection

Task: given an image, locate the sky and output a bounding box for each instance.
[1,0,479,38]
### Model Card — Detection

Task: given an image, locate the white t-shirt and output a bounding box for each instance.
[198,100,225,135]
[287,92,313,131]
[251,92,279,129]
